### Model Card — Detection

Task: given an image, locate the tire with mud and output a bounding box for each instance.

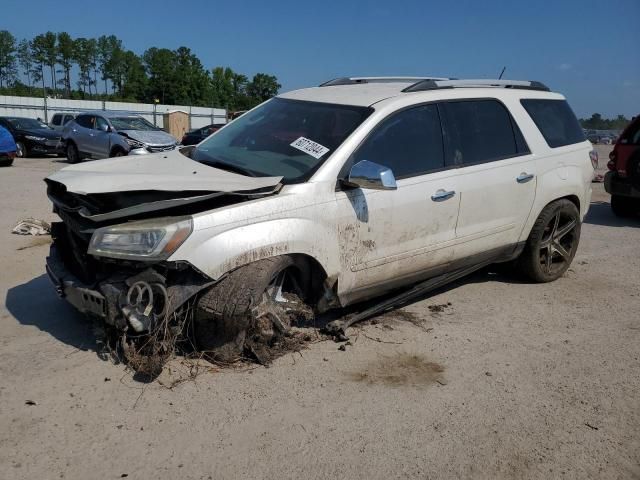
[194,256,309,362]
[517,199,581,282]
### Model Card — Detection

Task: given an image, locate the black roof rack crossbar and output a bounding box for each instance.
[319,76,450,87]
[402,78,550,92]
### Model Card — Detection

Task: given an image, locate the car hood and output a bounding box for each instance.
[45,148,283,222]
[47,148,282,195]
[21,128,60,139]
[119,129,177,146]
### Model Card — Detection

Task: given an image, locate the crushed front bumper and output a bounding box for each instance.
[46,243,214,332]
[46,245,109,319]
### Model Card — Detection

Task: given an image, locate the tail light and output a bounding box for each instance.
[589,149,598,170]
[607,150,617,171]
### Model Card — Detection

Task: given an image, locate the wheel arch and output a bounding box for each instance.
[171,217,341,292]
[110,145,127,157]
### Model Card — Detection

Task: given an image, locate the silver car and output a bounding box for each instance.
[62,111,177,163]
[49,112,77,132]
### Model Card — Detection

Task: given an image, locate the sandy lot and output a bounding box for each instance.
[1,146,638,480]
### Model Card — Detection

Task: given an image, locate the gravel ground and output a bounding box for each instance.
[0,147,638,480]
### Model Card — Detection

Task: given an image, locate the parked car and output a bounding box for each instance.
[61,111,178,163]
[49,112,77,131]
[0,124,17,166]
[45,77,595,360]
[605,115,640,216]
[0,116,62,157]
[181,123,226,146]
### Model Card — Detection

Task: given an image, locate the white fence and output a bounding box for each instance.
[0,95,227,129]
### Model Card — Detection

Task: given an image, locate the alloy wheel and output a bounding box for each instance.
[539,211,578,275]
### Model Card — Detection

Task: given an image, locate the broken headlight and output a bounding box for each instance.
[88,217,193,260]
[125,137,146,149]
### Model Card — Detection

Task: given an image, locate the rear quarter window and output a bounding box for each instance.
[521,99,586,148]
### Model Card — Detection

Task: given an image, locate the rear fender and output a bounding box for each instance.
[519,163,589,242]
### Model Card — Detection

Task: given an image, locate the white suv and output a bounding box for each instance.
[45,77,596,358]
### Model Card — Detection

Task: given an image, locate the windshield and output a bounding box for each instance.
[191,98,372,183]
[110,116,157,131]
[7,118,49,130]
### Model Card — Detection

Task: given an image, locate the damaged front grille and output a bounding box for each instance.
[147,144,176,153]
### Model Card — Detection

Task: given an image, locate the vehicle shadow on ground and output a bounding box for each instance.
[5,274,97,351]
[584,201,640,228]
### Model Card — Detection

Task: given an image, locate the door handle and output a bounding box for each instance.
[431,189,456,202]
[516,173,535,183]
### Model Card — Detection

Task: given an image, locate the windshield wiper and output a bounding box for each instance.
[204,160,257,177]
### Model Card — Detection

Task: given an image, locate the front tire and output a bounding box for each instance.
[66,143,80,164]
[15,141,26,158]
[518,199,581,282]
[611,195,638,217]
[194,256,309,362]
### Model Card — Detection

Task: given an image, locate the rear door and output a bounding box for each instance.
[337,104,461,299]
[439,99,536,259]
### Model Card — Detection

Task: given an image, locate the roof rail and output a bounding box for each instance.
[402,78,550,92]
[319,76,451,87]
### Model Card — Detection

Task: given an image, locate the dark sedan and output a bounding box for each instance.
[0,116,62,157]
[181,123,225,146]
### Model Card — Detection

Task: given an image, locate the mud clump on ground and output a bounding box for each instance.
[428,302,452,314]
[349,353,445,387]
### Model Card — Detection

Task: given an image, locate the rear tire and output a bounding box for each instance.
[194,256,308,361]
[517,199,581,282]
[66,143,80,164]
[611,195,638,217]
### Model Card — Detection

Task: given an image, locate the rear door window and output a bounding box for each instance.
[352,104,444,178]
[521,99,586,148]
[51,114,62,126]
[63,115,75,125]
[440,99,527,167]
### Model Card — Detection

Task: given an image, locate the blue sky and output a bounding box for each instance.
[2,0,638,117]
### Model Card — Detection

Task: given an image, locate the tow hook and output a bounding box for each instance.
[120,280,168,333]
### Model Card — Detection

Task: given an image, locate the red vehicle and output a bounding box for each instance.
[605,115,640,216]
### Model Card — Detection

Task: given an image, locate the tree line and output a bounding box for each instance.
[579,113,632,131]
[0,30,281,110]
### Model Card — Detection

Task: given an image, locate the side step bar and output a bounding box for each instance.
[323,260,493,340]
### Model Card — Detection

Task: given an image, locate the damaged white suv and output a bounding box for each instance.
[45,77,596,358]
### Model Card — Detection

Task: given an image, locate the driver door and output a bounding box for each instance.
[335,104,461,301]
[89,116,112,159]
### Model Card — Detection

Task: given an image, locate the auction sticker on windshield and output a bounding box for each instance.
[290,137,330,159]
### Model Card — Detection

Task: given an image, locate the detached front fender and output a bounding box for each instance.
[171,217,340,281]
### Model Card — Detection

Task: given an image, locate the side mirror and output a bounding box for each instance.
[99,123,110,132]
[344,160,397,190]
